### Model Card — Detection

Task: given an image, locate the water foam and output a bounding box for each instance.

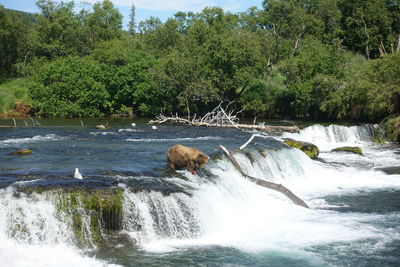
[0,134,66,147]
[283,124,376,151]
[89,131,117,136]
[126,136,222,142]
[0,188,118,267]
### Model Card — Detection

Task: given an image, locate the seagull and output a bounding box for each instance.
[74,168,83,179]
[131,123,136,127]
[152,125,158,130]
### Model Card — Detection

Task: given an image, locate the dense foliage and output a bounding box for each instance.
[1,0,399,121]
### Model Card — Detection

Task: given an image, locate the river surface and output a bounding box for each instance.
[0,118,400,267]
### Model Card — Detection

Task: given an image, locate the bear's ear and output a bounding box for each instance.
[196,153,209,163]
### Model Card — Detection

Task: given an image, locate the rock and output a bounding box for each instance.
[332,146,363,155]
[55,188,124,248]
[284,138,319,159]
[11,149,33,155]
[376,116,400,142]
[374,166,400,175]
[96,124,108,130]
[100,231,137,249]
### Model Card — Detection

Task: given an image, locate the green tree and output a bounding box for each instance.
[239,68,288,117]
[141,18,182,55]
[128,3,136,34]
[365,52,400,119]
[138,16,162,34]
[30,57,112,117]
[32,0,80,59]
[279,38,344,118]
[339,0,393,59]
[84,0,123,43]
[0,5,29,76]
[262,0,323,62]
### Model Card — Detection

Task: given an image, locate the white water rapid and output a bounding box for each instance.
[1,124,400,266]
[0,188,116,267]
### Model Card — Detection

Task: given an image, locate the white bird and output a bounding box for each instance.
[131,123,136,127]
[152,125,158,130]
[74,168,83,179]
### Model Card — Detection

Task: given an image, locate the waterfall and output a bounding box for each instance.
[283,124,377,151]
[122,189,200,243]
[0,188,114,266]
[1,143,400,258]
[117,147,400,252]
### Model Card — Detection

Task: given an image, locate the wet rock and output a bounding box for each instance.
[96,124,109,130]
[100,231,137,249]
[284,138,319,159]
[257,148,268,158]
[55,187,123,248]
[332,146,363,155]
[374,166,400,175]
[11,149,33,155]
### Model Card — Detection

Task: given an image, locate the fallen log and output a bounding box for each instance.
[148,101,299,133]
[149,115,299,133]
[219,145,309,209]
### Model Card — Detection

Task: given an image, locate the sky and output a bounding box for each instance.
[0,0,262,29]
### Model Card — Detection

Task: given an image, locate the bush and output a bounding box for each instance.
[30,57,112,117]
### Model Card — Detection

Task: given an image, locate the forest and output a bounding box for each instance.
[0,0,399,121]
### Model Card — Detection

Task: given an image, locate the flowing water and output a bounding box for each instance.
[0,119,400,267]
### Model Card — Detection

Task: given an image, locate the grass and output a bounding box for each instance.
[0,78,31,114]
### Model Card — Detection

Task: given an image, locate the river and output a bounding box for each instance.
[0,118,399,266]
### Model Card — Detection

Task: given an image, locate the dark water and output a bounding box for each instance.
[1,118,400,267]
[0,118,263,176]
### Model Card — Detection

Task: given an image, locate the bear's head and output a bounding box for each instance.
[195,153,209,170]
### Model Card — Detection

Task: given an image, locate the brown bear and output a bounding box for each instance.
[166,144,209,173]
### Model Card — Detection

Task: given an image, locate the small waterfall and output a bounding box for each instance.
[283,124,377,151]
[122,189,200,243]
[0,187,125,250]
[0,188,74,246]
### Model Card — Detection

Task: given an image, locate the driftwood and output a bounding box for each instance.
[219,145,309,209]
[149,102,299,133]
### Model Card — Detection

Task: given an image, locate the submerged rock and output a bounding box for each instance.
[11,149,33,155]
[332,146,363,155]
[284,138,319,159]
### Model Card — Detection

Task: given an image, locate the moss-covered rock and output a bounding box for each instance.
[332,146,363,155]
[284,138,319,159]
[11,149,33,155]
[57,188,124,247]
[46,187,122,248]
[375,116,400,143]
[12,186,125,248]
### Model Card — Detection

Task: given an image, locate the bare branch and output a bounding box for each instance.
[239,134,265,150]
[148,103,299,133]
